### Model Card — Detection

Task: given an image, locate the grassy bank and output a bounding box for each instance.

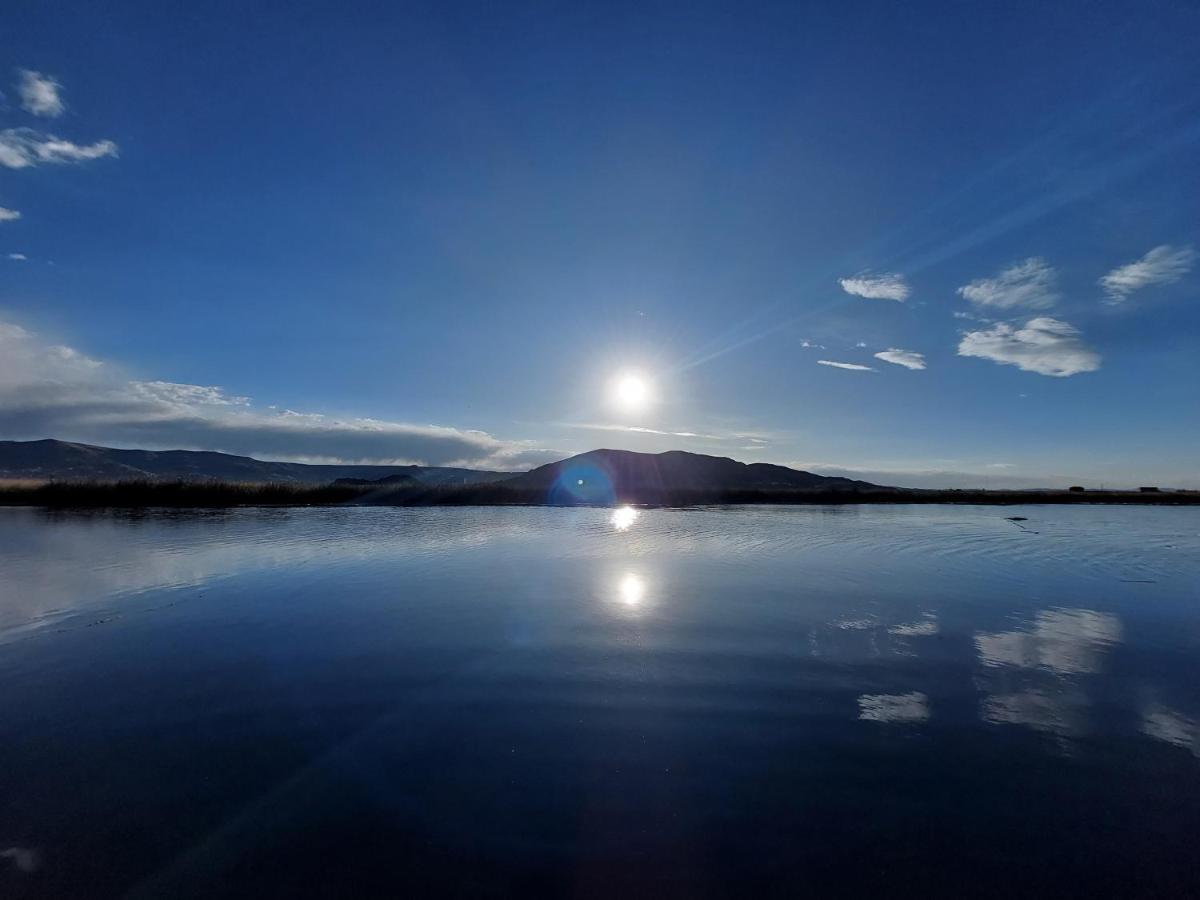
[1,479,1198,508]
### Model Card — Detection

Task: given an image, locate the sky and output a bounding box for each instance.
[1,0,1198,488]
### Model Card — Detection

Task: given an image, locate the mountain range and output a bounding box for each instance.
[0,439,512,486]
[0,439,885,495]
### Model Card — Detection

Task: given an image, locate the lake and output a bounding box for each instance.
[1,504,1198,898]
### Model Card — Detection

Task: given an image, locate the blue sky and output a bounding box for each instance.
[2,0,1198,486]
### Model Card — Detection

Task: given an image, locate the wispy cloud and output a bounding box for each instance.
[838,273,910,302]
[873,348,925,370]
[0,128,118,169]
[8,252,27,261]
[0,207,20,222]
[799,339,826,349]
[957,257,1058,310]
[0,320,560,469]
[957,316,1100,377]
[566,422,722,440]
[1098,244,1196,306]
[17,70,65,117]
[817,359,874,371]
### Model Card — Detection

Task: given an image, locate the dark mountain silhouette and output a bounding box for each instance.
[506,448,885,503]
[0,439,511,486]
[332,474,419,486]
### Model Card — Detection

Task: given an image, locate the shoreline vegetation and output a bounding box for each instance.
[1,479,1198,509]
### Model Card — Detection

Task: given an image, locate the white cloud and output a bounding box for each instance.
[957,257,1058,310]
[817,359,874,371]
[1099,244,1196,305]
[854,341,868,348]
[858,692,929,724]
[17,69,65,117]
[957,316,1100,377]
[0,320,561,470]
[8,252,27,261]
[0,207,20,222]
[0,127,118,169]
[839,273,910,302]
[873,348,925,370]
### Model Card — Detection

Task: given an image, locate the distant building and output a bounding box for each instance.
[1139,486,1160,493]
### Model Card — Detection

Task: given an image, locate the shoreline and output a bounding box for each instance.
[1,480,1197,509]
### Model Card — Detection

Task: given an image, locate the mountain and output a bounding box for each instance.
[505,448,885,502]
[0,440,513,485]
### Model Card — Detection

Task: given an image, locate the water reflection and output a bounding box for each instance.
[981,689,1088,739]
[975,608,1123,742]
[888,615,939,637]
[975,609,1122,675]
[1142,703,1200,756]
[617,572,646,607]
[610,505,640,531]
[0,505,1198,895]
[858,691,930,724]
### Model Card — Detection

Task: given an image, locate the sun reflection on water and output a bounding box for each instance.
[611,506,640,531]
[617,573,646,606]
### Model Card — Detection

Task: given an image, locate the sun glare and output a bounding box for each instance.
[611,372,652,414]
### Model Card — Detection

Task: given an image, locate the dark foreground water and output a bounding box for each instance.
[0,505,1198,898]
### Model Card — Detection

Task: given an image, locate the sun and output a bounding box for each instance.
[611,372,652,414]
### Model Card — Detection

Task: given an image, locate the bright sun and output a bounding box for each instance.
[611,372,652,414]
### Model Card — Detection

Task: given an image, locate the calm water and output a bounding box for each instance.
[1,505,1198,898]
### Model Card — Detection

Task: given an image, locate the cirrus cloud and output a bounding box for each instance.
[817,359,874,371]
[1099,244,1196,306]
[839,273,910,302]
[957,317,1100,377]
[873,348,926,370]
[957,257,1059,310]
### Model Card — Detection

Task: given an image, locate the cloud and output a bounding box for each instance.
[873,348,926,370]
[957,316,1100,377]
[0,207,20,222]
[957,257,1058,310]
[799,339,825,349]
[17,69,65,117]
[0,320,561,470]
[817,359,874,371]
[838,273,910,302]
[8,252,26,261]
[0,127,118,169]
[565,422,726,441]
[1098,244,1196,306]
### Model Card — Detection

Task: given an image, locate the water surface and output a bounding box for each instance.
[1,505,1198,897]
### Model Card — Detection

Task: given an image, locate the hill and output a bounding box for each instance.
[0,439,513,486]
[505,448,885,503]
